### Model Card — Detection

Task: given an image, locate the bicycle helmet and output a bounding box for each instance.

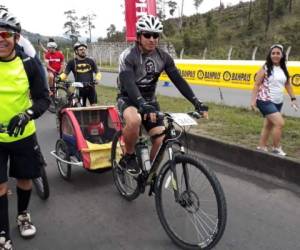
[0,8,21,33]
[73,42,87,51]
[87,122,105,136]
[47,42,57,49]
[136,15,163,34]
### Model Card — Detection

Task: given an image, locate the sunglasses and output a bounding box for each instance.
[142,32,160,39]
[0,31,15,39]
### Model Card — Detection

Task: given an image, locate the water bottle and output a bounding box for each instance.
[139,145,151,171]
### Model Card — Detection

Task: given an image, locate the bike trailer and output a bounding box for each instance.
[57,105,122,170]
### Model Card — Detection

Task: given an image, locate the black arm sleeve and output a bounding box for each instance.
[164,55,197,105]
[119,54,145,106]
[119,70,145,106]
[28,56,51,119]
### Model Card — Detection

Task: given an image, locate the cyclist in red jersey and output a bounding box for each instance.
[44,42,65,91]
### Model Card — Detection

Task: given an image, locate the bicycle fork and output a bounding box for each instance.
[164,146,191,204]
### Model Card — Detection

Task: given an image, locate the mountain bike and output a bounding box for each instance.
[0,124,49,200]
[67,81,97,107]
[111,111,227,250]
[48,77,69,113]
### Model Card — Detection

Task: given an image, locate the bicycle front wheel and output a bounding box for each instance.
[55,86,69,110]
[155,155,227,250]
[33,165,50,200]
[48,95,56,113]
[111,130,140,201]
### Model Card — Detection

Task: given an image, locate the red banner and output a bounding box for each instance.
[125,0,157,41]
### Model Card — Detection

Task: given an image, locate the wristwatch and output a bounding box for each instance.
[25,109,34,119]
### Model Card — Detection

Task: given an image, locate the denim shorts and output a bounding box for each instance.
[256,100,283,117]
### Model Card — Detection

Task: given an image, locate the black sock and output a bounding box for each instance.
[17,187,32,215]
[0,194,10,240]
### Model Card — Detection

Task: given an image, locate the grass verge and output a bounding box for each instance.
[97,85,300,160]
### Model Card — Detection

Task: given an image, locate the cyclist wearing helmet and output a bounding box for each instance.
[60,42,101,106]
[44,41,65,92]
[0,8,50,250]
[117,15,208,176]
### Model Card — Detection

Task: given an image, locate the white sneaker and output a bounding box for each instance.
[16,212,37,238]
[256,146,268,152]
[0,234,13,250]
[272,147,287,156]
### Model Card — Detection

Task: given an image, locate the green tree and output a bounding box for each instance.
[80,13,96,43]
[289,0,293,13]
[194,0,203,13]
[63,10,80,43]
[168,1,178,16]
[106,24,116,39]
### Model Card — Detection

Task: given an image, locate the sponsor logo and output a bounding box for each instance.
[178,69,196,79]
[197,70,221,80]
[223,71,251,84]
[145,58,156,74]
[292,74,300,87]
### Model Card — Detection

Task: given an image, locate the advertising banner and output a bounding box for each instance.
[160,60,300,95]
[125,0,157,41]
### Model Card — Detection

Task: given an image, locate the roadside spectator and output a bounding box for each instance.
[251,44,299,156]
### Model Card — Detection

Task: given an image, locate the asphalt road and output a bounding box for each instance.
[7,111,300,250]
[100,72,300,118]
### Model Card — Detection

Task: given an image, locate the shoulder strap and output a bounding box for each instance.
[17,50,34,82]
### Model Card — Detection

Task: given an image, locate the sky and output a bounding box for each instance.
[1,0,250,41]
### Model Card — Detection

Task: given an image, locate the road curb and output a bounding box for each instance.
[100,68,118,73]
[186,133,300,186]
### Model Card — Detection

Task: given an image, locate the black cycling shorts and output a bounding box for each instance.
[117,97,164,132]
[0,134,43,184]
[79,86,97,106]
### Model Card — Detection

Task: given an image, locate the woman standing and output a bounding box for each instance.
[251,44,299,156]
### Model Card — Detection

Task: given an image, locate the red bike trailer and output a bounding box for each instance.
[51,105,122,180]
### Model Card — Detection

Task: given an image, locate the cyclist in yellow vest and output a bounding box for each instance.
[0,8,50,250]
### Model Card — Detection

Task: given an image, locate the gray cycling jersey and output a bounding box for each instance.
[118,44,175,101]
[118,43,198,107]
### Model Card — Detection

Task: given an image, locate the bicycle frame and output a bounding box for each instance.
[137,113,188,199]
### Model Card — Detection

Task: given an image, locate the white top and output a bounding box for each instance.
[18,35,36,58]
[257,66,287,104]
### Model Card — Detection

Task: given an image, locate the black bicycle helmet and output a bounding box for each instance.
[0,8,21,33]
[73,42,87,51]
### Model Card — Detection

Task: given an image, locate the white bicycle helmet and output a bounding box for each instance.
[0,8,21,33]
[136,15,163,34]
[73,42,87,51]
[47,42,57,49]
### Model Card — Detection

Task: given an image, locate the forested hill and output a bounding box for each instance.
[163,0,300,60]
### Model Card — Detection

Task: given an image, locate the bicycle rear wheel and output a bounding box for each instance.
[111,130,140,201]
[155,154,227,250]
[33,165,50,200]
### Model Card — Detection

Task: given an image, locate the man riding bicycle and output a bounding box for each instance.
[44,41,65,93]
[0,8,50,250]
[60,42,101,107]
[117,15,208,176]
